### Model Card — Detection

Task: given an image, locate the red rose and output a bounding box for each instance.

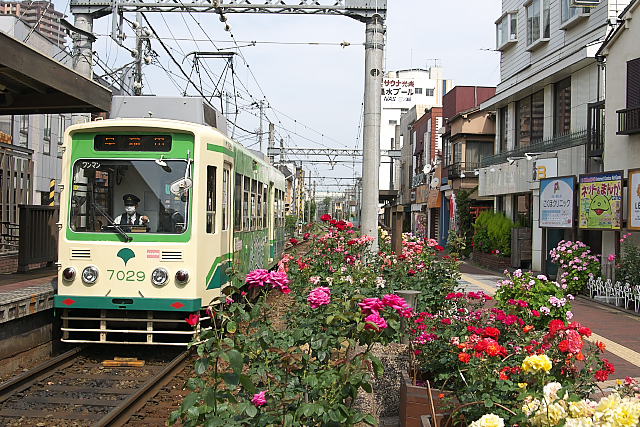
[330,219,338,225]
[441,318,452,325]
[408,269,416,276]
[289,238,299,245]
[303,233,311,240]
[458,352,471,363]
[185,313,200,326]
[595,370,609,381]
[435,245,444,251]
[321,214,332,222]
[531,309,541,317]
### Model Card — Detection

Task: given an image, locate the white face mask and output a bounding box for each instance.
[125,206,136,215]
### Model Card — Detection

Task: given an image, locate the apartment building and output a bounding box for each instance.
[479,0,630,274]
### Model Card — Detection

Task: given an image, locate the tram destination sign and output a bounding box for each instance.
[94,135,172,152]
[540,176,576,228]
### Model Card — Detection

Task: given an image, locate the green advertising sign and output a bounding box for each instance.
[578,171,623,230]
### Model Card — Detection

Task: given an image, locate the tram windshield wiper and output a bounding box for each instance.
[92,202,132,242]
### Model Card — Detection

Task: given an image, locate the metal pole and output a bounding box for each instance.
[258,100,264,152]
[72,13,93,78]
[134,12,143,96]
[361,15,384,252]
[268,122,275,163]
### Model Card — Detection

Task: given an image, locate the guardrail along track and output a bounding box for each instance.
[0,346,190,426]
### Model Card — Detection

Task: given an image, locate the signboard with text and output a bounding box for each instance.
[534,158,558,181]
[540,176,575,228]
[578,171,623,230]
[628,169,640,231]
[381,78,416,108]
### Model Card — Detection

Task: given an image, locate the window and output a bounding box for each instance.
[263,186,268,227]
[499,107,508,153]
[443,135,452,166]
[243,176,250,230]
[19,115,28,147]
[627,58,640,109]
[425,88,434,97]
[251,179,257,230]
[415,88,423,95]
[465,141,494,168]
[43,114,51,155]
[526,0,550,46]
[561,0,589,24]
[496,11,518,49]
[389,120,397,125]
[257,182,263,229]
[453,142,463,164]
[516,90,544,148]
[554,78,571,136]
[222,167,230,231]
[234,173,242,231]
[206,166,216,234]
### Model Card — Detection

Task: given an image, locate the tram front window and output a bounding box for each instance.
[70,159,190,234]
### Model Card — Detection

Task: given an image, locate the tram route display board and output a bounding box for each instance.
[94,135,172,152]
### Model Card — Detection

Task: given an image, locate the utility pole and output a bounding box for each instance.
[361,16,385,252]
[257,100,265,152]
[133,12,143,95]
[71,13,93,78]
[268,122,275,163]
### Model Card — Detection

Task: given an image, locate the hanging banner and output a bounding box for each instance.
[578,171,623,230]
[539,176,575,228]
[628,169,640,231]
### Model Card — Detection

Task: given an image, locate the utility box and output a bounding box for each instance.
[110,96,228,136]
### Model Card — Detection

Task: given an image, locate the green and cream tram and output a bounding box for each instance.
[54,112,286,345]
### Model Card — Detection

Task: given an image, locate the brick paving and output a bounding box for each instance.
[459,262,640,381]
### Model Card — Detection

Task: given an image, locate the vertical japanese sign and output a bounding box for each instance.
[381,78,416,108]
[628,169,640,231]
[539,176,575,228]
[578,171,623,230]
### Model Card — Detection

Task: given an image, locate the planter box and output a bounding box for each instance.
[471,251,511,272]
[399,370,453,427]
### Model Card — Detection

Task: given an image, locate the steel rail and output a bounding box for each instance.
[0,346,84,404]
[96,349,192,427]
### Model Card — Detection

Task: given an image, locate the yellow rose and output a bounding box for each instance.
[567,400,595,418]
[522,354,552,373]
[469,413,505,427]
[613,400,640,427]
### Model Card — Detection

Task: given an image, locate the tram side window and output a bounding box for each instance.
[234,173,242,232]
[257,182,264,229]
[222,167,230,231]
[251,179,257,231]
[243,176,250,231]
[206,166,216,234]
[263,186,268,227]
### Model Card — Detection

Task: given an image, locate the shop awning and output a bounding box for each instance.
[0,32,111,114]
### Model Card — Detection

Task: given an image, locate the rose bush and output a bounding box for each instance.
[549,240,601,294]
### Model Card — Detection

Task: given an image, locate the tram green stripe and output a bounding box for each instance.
[207,143,234,157]
[55,295,201,312]
[205,252,232,285]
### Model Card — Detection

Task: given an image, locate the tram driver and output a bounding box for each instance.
[114,194,150,231]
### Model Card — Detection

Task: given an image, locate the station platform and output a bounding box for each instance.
[0,267,56,324]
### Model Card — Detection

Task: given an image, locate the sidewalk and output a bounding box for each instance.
[0,268,56,324]
[459,262,640,380]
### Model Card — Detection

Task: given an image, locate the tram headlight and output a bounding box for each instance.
[175,269,189,285]
[151,267,169,286]
[62,267,76,281]
[81,266,99,284]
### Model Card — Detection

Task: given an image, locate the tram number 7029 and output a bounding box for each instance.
[107,269,146,282]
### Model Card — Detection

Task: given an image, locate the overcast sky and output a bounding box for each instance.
[56,0,502,187]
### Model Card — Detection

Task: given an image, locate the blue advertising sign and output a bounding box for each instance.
[540,176,576,228]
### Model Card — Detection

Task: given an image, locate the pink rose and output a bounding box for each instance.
[246,269,270,288]
[251,390,267,407]
[364,313,388,331]
[308,287,331,309]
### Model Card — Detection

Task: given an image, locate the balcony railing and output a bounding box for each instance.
[411,172,427,188]
[480,129,588,168]
[617,107,640,135]
[587,101,605,157]
[446,162,480,179]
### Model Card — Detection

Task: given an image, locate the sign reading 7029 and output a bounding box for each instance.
[107,269,146,281]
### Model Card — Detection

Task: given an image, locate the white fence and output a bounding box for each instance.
[586,277,640,312]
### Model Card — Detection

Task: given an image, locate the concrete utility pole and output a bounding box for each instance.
[134,12,144,95]
[72,13,93,78]
[360,15,384,252]
[257,100,265,152]
[267,122,275,163]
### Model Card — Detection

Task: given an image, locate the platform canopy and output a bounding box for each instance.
[0,32,111,115]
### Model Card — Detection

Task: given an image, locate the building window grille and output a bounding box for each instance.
[43,114,51,155]
[554,78,572,136]
[425,88,434,96]
[516,90,544,148]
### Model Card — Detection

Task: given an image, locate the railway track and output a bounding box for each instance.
[0,346,190,426]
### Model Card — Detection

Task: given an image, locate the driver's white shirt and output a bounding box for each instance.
[114,212,147,225]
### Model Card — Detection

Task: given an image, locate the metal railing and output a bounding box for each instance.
[587,101,605,157]
[617,106,640,135]
[18,205,59,271]
[411,172,427,188]
[446,162,480,179]
[480,129,588,167]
